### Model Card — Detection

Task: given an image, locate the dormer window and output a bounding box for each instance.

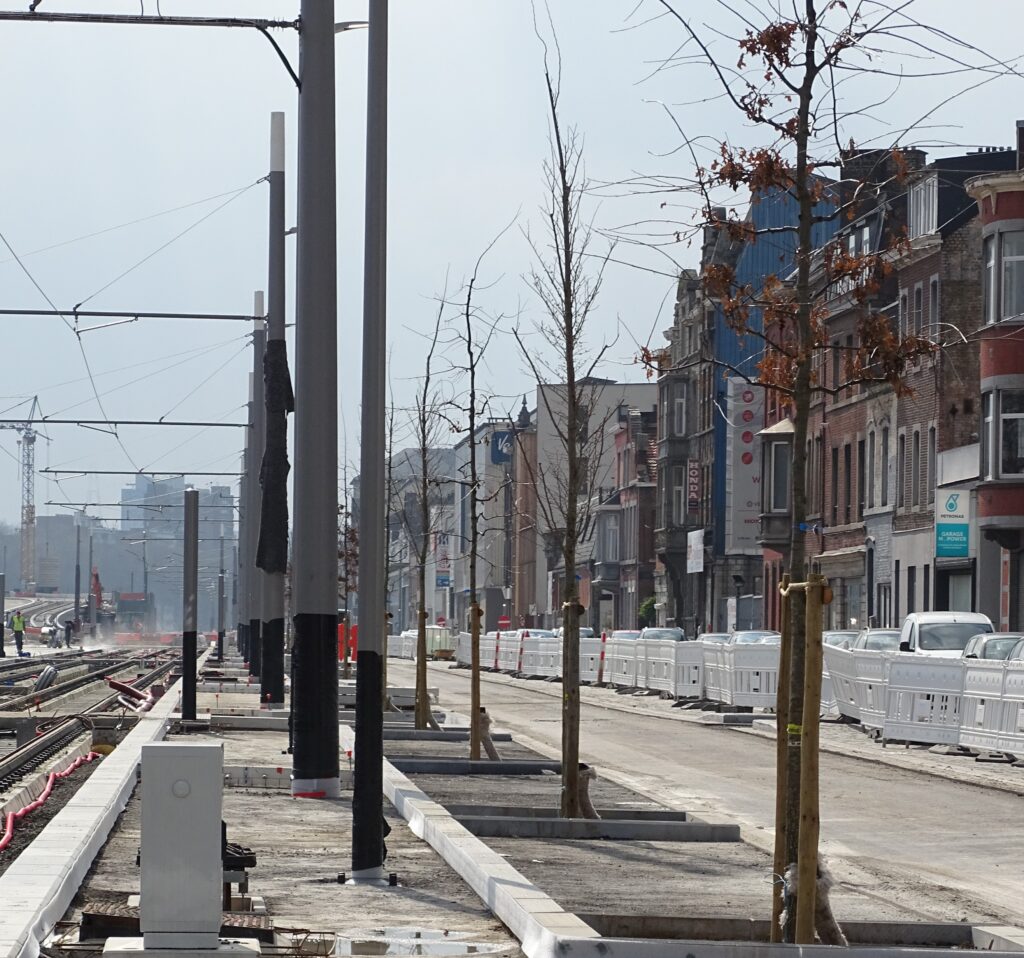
[909,173,937,238]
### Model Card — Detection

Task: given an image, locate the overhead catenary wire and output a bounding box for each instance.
[73,178,263,311]
[0,182,263,267]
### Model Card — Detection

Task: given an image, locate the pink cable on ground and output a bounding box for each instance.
[0,751,102,852]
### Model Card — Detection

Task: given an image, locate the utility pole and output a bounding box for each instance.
[248,296,267,680]
[237,452,249,660]
[291,0,339,798]
[87,530,95,639]
[217,535,226,662]
[352,0,388,882]
[257,110,290,708]
[73,522,81,631]
[181,488,199,721]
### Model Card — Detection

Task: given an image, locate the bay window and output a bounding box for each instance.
[984,236,996,324]
[1000,389,1024,477]
[767,441,791,513]
[1003,232,1024,320]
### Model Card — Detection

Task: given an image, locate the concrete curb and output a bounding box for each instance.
[0,649,211,958]
[339,727,599,958]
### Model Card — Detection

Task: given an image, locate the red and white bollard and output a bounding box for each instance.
[494,631,501,671]
[597,631,608,684]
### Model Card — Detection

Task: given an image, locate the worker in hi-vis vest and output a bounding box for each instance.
[10,610,25,654]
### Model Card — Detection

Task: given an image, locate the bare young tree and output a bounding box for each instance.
[404,305,447,731]
[438,225,515,760]
[515,23,615,818]
[622,0,1018,940]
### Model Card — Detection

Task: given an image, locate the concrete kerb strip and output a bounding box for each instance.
[0,648,212,958]
[338,726,599,958]
[0,741,92,818]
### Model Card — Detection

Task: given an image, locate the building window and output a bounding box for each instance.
[605,514,619,562]
[984,235,997,325]
[831,446,839,526]
[831,340,841,398]
[881,427,889,507]
[929,276,940,334]
[867,431,876,509]
[768,442,791,513]
[844,443,852,524]
[899,291,908,338]
[912,431,921,507]
[897,433,906,508]
[908,565,917,615]
[674,395,686,437]
[672,466,685,525]
[909,173,937,238]
[924,563,930,612]
[1004,232,1024,320]
[982,392,992,479]
[1001,389,1024,477]
[861,224,871,253]
[857,438,865,519]
[913,284,923,338]
[927,426,936,504]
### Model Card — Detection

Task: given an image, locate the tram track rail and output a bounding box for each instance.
[0,654,178,792]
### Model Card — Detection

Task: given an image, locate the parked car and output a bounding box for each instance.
[898,612,993,657]
[963,633,1023,660]
[729,630,781,645]
[757,633,782,646]
[610,630,642,641]
[851,629,901,652]
[553,627,595,638]
[698,632,731,644]
[638,627,689,642]
[1008,639,1024,661]
[823,630,858,649]
[513,628,556,640]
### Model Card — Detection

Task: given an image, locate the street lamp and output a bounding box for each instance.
[335,20,368,33]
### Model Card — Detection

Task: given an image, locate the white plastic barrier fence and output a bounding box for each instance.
[604,638,640,687]
[518,634,542,675]
[579,635,604,683]
[822,646,860,722]
[959,659,1006,752]
[883,657,965,745]
[701,642,727,702]
[997,663,1024,754]
[497,632,520,672]
[642,639,679,695]
[388,632,418,660]
[850,650,889,729]
[724,644,779,708]
[535,635,562,678]
[820,667,839,718]
[673,642,704,699]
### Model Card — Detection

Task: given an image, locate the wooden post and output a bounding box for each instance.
[795,572,827,943]
[771,574,792,942]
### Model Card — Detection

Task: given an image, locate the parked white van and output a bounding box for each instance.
[898,612,993,657]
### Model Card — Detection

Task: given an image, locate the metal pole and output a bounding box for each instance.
[237,452,248,659]
[73,523,81,630]
[259,111,289,708]
[217,535,226,662]
[181,488,199,721]
[352,0,388,882]
[87,531,95,638]
[291,0,339,798]
[248,296,267,679]
[143,536,150,632]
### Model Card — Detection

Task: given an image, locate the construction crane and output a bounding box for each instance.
[0,397,41,591]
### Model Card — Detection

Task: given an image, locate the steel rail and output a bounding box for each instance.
[0,656,178,787]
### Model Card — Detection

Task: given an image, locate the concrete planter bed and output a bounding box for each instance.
[388,757,562,775]
[453,814,740,842]
[441,804,692,821]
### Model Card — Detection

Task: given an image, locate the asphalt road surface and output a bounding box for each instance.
[389,660,1023,926]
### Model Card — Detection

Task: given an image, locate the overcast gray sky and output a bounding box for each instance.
[0,0,1018,530]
